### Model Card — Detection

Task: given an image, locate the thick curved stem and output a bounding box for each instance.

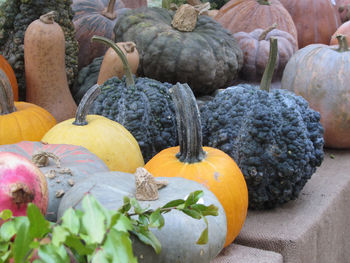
[91,35,135,87]
[258,23,277,41]
[40,11,56,24]
[336,34,349,52]
[101,0,117,20]
[170,83,206,163]
[32,151,61,168]
[0,69,16,115]
[260,37,278,92]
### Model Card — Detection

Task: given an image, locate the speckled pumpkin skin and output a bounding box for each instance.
[113,7,243,96]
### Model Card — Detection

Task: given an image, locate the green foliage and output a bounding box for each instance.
[0,190,218,262]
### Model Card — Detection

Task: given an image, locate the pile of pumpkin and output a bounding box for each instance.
[0,0,349,261]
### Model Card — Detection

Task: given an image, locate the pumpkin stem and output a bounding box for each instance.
[134,167,168,201]
[0,69,16,115]
[91,35,135,87]
[260,37,278,92]
[10,183,34,206]
[40,11,56,24]
[101,0,117,20]
[32,151,61,168]
[170,83,206,163]
[257,0,271,5]
[73,84,101,126]
[171,4,199,32]
[258,23,277,41]
[336,34,349,52]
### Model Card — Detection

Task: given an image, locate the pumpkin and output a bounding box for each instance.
[24,12,77,123]
[281,35,350,148]
[335,0,350,22]
[97,41,139,85]
[330,21,350,45]
[233,24,298,82]
[113,6,243,95]
[214,0,298,47]
[0,69,56,145]
[0,141,109,221]
[72,0,147,69]
[0,55,18,101]
[42,83,145,172]
[57,169,227,262]
[144,82,248,247]
[279,0,341,48]
[0,0,78,100]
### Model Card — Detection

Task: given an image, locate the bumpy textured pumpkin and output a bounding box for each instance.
[214,0,298,47]
[0,55,18,101]
[281,35,350,148]
[233,25,297,81]
[90,36,178,162]
[42,84,144,172]
[0,141,109,221]
[57,171,227,263]
[72,0,146,69]
[330,21,350,45]
[0,70,56,145]
[113,6,243,95]
[0,0,78,100]
[145,83,248,247]
[336,0,350,22]
[279,0,341,48]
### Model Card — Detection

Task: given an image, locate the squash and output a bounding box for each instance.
[281,35,350,148]
[0,54,18,101]
[233,24,298,82]
[0,69,56,145]
[97,41,139,85]
[72,0,147,69]
[24,12,77,123]
[279,0,341,48]
[113,6,243,95]
[0,141,109,221]
[42,83,144,172]
[336,0,350,22]
[144,82,248,247]
[214,0,298,47]
[330,21,350,45]
[57,169,227,262]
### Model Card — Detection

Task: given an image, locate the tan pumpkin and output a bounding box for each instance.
[330,21,350,45]
[24,12,77,123]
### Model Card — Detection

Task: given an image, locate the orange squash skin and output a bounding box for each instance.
[0,55,18,101]
[145,146,248,247]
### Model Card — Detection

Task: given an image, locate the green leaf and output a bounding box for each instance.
[91,249,110,263]
[182,208,202,220]
[52,226,69,247]
[138,214,149,227]
[149,209,165,229]
[162,199,185,209]
[184,191,204,207]
[81,194,107,244]
[61,208,80,235]
[113,214,133,233]
[191,204,219,216]
[162,0,170,9]
[0,242,9,253]
[0,220,16,242]
[130,198,144,214]
[132,227,161,254]
[37,244,68,263]
[27,203,50,238]
[0,250,11,262]
[29,240,40,249]
[196,216,209,245]
[64,235,95,256]
[13,220,32,263]
[118,196,131,214]
[0,210,12,221]
[103,229,137,263]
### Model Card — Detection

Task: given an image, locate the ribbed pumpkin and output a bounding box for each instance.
[330,21,350,45]
[0,69,56,145]
[214,0,298,47]
[0,141,109,221]
[279,0,341,48]
[0,55,18,101]
[144,83,248,247]
[281,35,350,148]
[42,84,144,172]
[72,0,147,69]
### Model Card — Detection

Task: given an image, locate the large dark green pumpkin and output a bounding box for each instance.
[0,0,78,100]
[113,7,243,95]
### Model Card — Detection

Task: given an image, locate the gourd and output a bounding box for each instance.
[281,35,350,148]
[144,82,248,247]
[233,24,297,82]
[279,0,341,48]
[72,0,147,69]
[42,84,144,172]
[57,169,227,263]
[0,0,78,100]
[24,12,77,123]
[336,0,350,22]
[330,21,350,45]
[0,141,109,221]
[0,69,56,145]
[89,36,178,162]
[214,0,298,47]
[0,55,18,101]
[200,38,324,209]
[113,6,243,95]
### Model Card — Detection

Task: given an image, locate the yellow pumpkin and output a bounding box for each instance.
[144,83,248,247]
[42,84,144,172]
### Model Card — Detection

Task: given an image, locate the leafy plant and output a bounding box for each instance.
[0,190,218,262]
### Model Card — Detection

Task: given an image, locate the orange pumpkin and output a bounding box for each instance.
[144,83,248,247]
[0,68,56,145]
[0,54,18,101]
